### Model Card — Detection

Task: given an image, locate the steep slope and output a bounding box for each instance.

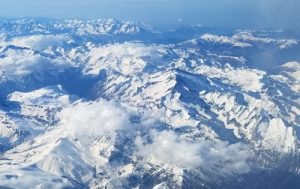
[0,19,300,188]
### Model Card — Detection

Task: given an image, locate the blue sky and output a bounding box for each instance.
[0,0,299,30]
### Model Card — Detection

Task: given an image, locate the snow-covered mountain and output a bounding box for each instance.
[0,19,300,188]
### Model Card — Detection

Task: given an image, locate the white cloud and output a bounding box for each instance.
[2,34,70,51]
[136,130,253,174]
[0,169,75,189]
[0,51,70,79]
[58,100,131,138]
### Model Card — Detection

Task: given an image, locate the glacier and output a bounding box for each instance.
[0,18,300,188]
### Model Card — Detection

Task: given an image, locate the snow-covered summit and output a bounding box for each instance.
[0,19,300,188]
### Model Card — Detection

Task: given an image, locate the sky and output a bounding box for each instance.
[0,0,299,30]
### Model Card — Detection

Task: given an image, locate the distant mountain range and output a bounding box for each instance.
[0,19,300,189]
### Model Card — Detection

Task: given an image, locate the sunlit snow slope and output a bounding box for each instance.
[0,19,300,189]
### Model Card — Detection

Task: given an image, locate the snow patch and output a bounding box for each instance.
[85,42,164,76]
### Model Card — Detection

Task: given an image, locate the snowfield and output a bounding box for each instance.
[0,19,300,188]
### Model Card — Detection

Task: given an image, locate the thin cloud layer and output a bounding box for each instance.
[0,53,69,78]
[1,0,299,30]
[4,35,71,51]
[136,130,253,174]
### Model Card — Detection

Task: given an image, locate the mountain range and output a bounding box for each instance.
[0,19,300,189]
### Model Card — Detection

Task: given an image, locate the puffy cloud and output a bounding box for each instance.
[2,34,70,51]
[136,130,253,174]
[0,50,70,79]
[58,99,253,175]
[1,55,63,76]
[55,99,254,176]
[58,100,131,138]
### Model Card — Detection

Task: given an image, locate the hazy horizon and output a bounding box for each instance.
[0,0,299,30]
